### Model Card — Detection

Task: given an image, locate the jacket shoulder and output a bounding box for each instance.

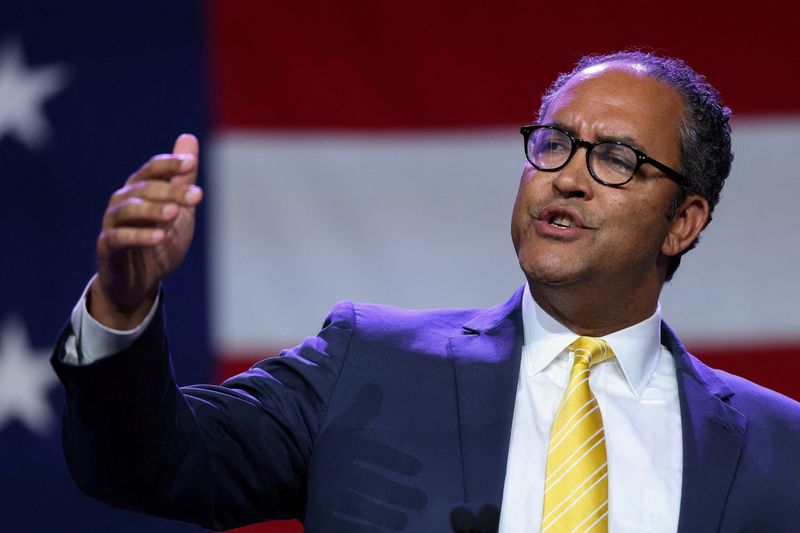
[339,301,486,355]
[350,301,483,333]
[683,347,800,431]
[329,286,524,357]
[662,321,800,426]
[713,366,800,424]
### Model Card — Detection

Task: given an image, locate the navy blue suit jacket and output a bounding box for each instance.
[53,286,800,531]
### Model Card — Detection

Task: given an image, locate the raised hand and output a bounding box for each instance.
[89,134,203,329]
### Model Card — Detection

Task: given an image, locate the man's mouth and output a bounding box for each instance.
[549,214,575,229]
[533,205,596,234]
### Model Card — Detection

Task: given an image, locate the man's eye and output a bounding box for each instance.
[596,146,636,172]
[539,139,570,152]
[606,155,635,171]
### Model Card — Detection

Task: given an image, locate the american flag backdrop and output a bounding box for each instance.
[2,1,799,532]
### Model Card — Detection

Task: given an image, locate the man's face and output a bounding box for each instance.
[511,64,686,293]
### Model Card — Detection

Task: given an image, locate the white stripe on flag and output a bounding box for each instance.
[208,117,800,356]
[208,130,523,353]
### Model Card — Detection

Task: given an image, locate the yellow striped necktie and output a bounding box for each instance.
[541,336,615,533]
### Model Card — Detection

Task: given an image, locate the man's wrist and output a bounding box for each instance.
[87,279,159,331]
[69,276,161,365]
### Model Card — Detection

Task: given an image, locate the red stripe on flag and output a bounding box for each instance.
[224,520,303,533]
[210,0,800,129]
[689,343,800,402]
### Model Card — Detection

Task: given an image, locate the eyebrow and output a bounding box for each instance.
[546,121,649,153]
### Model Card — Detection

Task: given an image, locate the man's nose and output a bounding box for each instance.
[551,147,594,200]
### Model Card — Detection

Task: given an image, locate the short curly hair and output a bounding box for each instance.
[537,51,733,281]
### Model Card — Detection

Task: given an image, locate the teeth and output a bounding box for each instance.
[551,215,574,228]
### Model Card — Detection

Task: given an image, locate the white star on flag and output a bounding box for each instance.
[0,37,69,150]
[0,316,59,437]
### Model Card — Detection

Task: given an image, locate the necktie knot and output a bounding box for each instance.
[568,336,615,370]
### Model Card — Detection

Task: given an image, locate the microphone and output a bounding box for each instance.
[449,504,500,533]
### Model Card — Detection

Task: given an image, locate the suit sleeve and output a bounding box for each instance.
[51,297,356,531]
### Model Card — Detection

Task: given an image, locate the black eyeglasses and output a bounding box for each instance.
[520,124,687,187]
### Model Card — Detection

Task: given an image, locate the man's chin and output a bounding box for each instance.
[518,257,584,288]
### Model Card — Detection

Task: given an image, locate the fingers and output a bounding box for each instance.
[172,133,199,185]
[98,227,166,249]
[127,154,196,185]
[126,133,199,186]
[103,196,176,230]
[106,179,201,225]
[110,179,202,209]
[173,133,199,159]
[100,135,203,249]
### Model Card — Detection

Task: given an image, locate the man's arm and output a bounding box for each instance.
[52,135,352,529]
[53,292,357,529]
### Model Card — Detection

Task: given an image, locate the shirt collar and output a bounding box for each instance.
[520,283,662,397]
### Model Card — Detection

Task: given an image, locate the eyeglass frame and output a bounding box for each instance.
[519,124,688,188]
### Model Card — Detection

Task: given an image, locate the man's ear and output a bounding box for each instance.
[662,194,710,257]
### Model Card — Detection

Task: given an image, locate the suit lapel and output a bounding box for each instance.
[663,323,747,533]
[446,293,748,528]
[448,286,524,508]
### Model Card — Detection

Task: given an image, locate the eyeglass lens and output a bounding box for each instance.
[528,127,638,185]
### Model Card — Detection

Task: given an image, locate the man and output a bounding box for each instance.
[53,51,800,532]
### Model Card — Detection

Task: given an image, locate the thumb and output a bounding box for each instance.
[172,133,199,184]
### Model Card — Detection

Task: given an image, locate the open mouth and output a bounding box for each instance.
[549,214,575,229]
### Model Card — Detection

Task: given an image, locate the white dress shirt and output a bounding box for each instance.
[65,282,682,531]
[498,286,682,532]
[62,277,160,365]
